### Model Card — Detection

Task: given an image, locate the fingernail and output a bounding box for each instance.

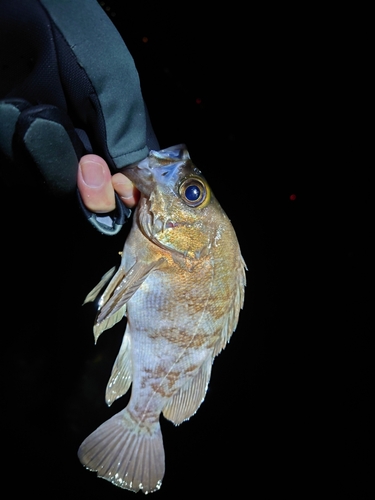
[80,160,105,187]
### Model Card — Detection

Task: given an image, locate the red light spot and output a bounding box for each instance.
[142,36,149,43]
[289,194,297,201]
[195,98,202,104]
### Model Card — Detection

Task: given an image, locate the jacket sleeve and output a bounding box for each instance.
[0,0,150,195]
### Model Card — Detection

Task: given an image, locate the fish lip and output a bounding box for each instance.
[122,162,183,197]
[120,145,192,196]
[120,163,154,197]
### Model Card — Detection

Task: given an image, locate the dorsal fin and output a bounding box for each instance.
[162,356,212,425]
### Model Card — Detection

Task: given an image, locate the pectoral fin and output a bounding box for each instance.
[162,356,212,425]
[91,265,127,343]
[82,266,117,304]
[105,330,132,406]
[94,258,165,342]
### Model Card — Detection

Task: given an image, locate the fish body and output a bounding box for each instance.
[78,145,246,493]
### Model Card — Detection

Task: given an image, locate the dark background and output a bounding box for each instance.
[1,1,372,497]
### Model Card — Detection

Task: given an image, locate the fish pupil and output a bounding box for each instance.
[185,185,200,201]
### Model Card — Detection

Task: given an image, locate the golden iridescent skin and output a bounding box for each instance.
[78,145,246,493]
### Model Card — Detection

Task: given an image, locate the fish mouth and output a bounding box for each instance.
[121,145,192,196]
[121,162,154,197]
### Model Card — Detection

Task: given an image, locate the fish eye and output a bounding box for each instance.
[185,185,201,201]
[179,177,210,208]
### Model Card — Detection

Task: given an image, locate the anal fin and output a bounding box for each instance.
[105,330,132,406]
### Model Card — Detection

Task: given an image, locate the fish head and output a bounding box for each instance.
[123,145,227,261]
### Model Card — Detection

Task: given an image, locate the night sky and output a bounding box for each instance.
[0,1,372,498]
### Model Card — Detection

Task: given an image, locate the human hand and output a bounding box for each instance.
[78,155,139,213]
[0,0,157,234]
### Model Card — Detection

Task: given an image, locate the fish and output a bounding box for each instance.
[78,144,246,493]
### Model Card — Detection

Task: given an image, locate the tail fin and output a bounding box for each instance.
[78,410,164,493]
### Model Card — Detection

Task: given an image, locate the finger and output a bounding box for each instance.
[112,173,140,208]
[77,154,116,212]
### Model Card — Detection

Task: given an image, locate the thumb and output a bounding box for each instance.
[77,155,115,213]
